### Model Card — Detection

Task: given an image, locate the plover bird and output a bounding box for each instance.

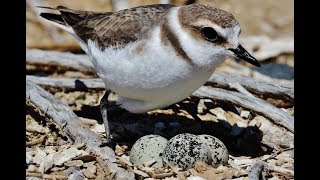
[39,4,260,143]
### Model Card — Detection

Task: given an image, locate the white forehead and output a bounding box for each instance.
[192,18,241,48]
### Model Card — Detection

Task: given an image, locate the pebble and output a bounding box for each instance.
[240,111,251,119]
[83,168,96,178]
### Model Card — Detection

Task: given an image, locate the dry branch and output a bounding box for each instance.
[26,48,94,72]
[26,80,102,147]
[208,72,293,100]
[26,135,47,147]
[268,164,294,177]
[248,162,265,180]
[193,86,294,132]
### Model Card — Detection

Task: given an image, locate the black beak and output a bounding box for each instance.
[229,45,261,67]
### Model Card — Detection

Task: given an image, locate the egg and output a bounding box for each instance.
[162,133,210,170]
[129,135,168,167]
[199,135,229,167]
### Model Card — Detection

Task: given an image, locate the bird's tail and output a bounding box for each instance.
[37,6,87,33]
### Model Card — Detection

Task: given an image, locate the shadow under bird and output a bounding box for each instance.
[38,4,260,144]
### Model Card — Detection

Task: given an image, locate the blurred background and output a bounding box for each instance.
[27,0,294,80]
[27,0,293,50]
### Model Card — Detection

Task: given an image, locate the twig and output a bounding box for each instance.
[169,165,186,180]
[26,135,47,147]
[151,172,174,179]
[193,86,294,132]
[79,117,98,126]
[26,172,67,179]
[261,147,294,161]
[248,162,265,180]
[228,82,255,97]
[268,164,294,177]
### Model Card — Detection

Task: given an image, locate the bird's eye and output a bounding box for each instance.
[201,27,219,42]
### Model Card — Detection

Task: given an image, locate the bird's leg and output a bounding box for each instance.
[99,90,113,146]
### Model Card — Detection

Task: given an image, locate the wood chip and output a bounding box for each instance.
[54,147,84,166]
[26,135,47,147]
[64,160,84,167]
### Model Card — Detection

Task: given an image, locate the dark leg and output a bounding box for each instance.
[99,90,112,146]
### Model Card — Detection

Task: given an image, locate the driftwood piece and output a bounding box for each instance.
[26,75,105,91]
[241,36,294,61]
[26,80,102,147]
[26,80,134,179]
[248,162,266,180]
[193,86,294,132]
[208,72,294,100]
[26,48,94,72]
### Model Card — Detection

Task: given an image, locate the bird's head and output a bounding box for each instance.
[173,4,260,68]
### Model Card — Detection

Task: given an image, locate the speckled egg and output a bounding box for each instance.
[199,135,229,167]
[129,135,168,167]
[162,133,210,170]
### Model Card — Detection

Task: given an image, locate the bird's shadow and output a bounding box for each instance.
[74,97,270,157]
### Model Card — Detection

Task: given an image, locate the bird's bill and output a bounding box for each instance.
[229,45,261,67]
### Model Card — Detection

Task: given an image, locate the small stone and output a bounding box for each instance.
[169,122,180,127]
[240,111,251,119]
[91,124,105,133]
[33,148,47,165]
[83,168,96,178]
[67,100,76,106]
[27,165,39,172]
[64,160,84,167]
[67,167,85,180]
[87,165,97,174]
[198,99,211,113]
[51,167,65,172]
[197,113,218,122]
[26,177,41,180]
[210,108,226,121]
[83,161,95,168]
[95,174,105,180]
[76,94,86,100]
[154,122,165,130]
